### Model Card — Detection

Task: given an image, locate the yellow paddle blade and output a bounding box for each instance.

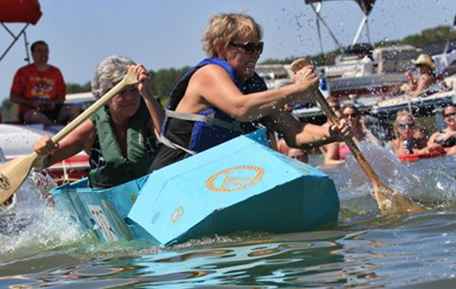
[374,187,424,214]
[0,153,38,204]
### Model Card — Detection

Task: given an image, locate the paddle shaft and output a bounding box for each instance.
[311,89,383,190]
[290,59,384,190]
[0,72,139,205]
[51,77,132,143]
[290,58,424,213]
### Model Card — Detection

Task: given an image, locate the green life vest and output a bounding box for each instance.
[89,103,157,187]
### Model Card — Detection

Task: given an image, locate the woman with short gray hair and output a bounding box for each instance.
[91,55,136,98]
[33,55,164,187]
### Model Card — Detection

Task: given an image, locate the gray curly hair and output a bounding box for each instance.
[91,55,136,98]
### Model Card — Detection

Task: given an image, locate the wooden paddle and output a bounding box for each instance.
[0,69,139,205]
[290,58,423,214]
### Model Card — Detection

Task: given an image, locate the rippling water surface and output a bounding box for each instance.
[2,145,456,289]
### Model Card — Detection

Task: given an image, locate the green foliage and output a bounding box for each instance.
[1,99,13,110]
[66,82,91,94]
[1,99,18,123]
[401,26,456,48]
[262,25,456,66]
[150,67,189,98]
[36,25,456,108]
[150,66,189,106]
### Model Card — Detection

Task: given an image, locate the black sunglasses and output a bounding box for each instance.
[444,112,456,118]
[398,123,415,130]
[229,41,264,54]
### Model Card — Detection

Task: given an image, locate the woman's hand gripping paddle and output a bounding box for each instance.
[0,69,139,205]
[290,58,423,215]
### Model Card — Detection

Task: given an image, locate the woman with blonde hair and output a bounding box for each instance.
[390,111,429,157]
[150,13,349,170]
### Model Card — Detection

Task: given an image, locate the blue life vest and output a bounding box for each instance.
[166,57,267,153]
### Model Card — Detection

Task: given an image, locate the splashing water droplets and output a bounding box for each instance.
[0,171,83,256]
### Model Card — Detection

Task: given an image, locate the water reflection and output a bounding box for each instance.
[1,214,456,288]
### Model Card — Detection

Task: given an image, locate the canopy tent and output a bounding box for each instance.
[304,0,377,53]
[305,0,376,15]
[0,0,43,63]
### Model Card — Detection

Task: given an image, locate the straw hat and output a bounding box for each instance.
[412,53,435,70]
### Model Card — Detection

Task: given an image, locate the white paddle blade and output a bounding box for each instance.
[0,153,38,204]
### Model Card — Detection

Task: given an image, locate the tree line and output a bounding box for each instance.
[2,25,453,119]
[66,67,190,106]
[61,25,456,102]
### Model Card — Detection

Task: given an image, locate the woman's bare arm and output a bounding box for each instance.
[178,64,318,121]
[34,120,96,167]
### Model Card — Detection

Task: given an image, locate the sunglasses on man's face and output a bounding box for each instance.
[398,123,415,130]
[229,41,264,54]
[444,112,456,119]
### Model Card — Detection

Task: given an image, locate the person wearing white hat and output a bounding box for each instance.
[402,53,437,97]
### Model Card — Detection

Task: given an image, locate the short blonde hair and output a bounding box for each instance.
[393,110,415,137]
[202,13,263,57]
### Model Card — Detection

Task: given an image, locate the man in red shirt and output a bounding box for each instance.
[10,40,66,125]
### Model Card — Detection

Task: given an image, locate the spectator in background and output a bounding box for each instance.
[428,104,456,155]
[390,111,429,157]
[322,104,381,166]
[10,40,66,125]
[276,137,308,163]
[401,54,437,97]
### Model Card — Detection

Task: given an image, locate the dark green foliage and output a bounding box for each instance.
[402,26,456,48]
[262,25,456,66]
[5,25,451,112]
[66,82,91,94]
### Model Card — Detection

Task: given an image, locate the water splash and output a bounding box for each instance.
[320,142,456,213]
[0,168,83,258]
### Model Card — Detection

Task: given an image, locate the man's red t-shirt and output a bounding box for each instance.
[10,63,66,116]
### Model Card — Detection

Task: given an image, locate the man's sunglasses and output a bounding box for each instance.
[229,41,264,54]
[444,112,456,118]
[398,123,415,130]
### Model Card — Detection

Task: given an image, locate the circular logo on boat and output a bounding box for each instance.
[206,165,264,192]
[0,173,10,191]
[171,206,184,224]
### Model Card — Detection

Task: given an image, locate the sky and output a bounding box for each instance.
[1,0,456,101]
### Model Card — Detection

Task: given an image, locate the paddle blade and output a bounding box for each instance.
[0,153,38,204]
[374,182,424,214]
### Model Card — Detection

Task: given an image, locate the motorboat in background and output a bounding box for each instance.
[256,0,456,124]
[0,92,95,184]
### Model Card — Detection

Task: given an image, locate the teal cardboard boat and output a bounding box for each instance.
[52,130,340,245]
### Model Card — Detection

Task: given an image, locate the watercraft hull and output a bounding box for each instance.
[52,130,340,245]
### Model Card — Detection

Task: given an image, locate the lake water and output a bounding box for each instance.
[1,144,456,289]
